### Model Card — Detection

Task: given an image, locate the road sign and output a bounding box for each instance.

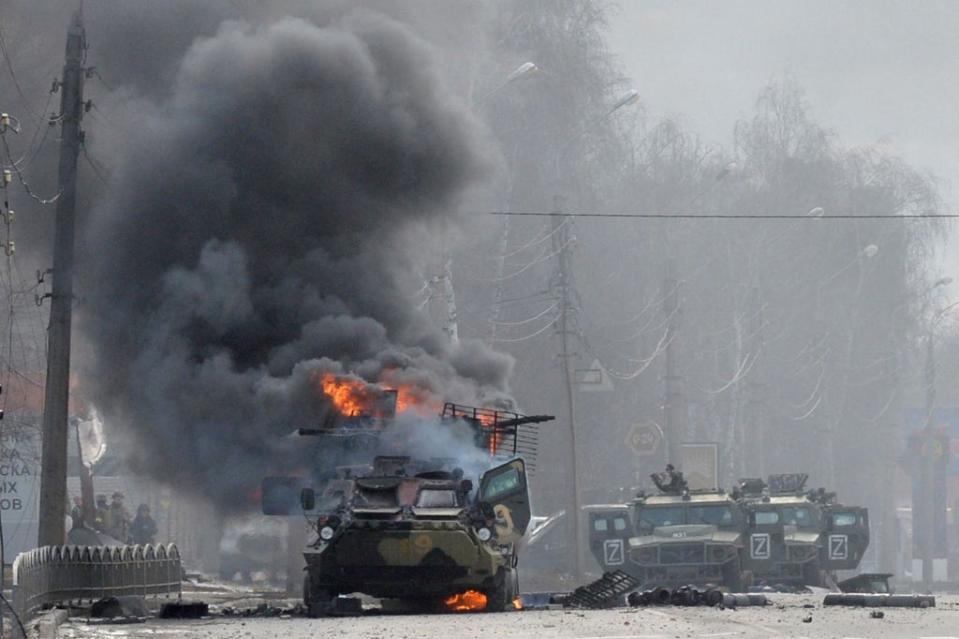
[680,442,720,491]
[576,359,614,392]
[627,421,663,457]
[1,427,40,562]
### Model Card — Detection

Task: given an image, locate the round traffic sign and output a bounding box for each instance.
[628,420,663,457]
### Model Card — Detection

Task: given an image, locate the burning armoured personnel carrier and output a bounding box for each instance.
[736,474,869,587]
[589,467,747,591]
[262,387,552,615]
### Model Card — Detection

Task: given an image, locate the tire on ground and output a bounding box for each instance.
[304,573,335,617]
[801,557,822,587]
[485,567,516,612]
[721,557,744,593]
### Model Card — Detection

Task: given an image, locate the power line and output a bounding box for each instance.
[0,592,26,639]
[0,129,62,204]
[82,144,111,189]
[0,19,41,125]
[486,211,958,219]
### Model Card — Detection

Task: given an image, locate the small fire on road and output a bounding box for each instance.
[444,590,488,612]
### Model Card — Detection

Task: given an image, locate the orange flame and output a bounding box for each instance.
[489,429,502,455]
[317,371,443,419]
[512,596,523,610]
[319,374,378,417]
[444,590,488,612]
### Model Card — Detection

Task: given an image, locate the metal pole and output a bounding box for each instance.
[663,264,685,466]
[553,196,583,578]
[747,286,766,476]
[38,10,85,548]
[923,333,935,588]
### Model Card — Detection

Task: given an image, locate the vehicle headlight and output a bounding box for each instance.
[476,527,492,542]
[319,526,336,541]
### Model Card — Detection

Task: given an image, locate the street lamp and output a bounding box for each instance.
[506,61,538,84]
[605,89,640,116]
[479,61,539,104]
[435,62,541,346]
[553,88,641,581]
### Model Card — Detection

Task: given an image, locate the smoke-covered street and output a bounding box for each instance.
[56,594,959,639]
[5,1,959,637]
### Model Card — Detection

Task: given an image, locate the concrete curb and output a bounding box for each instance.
[27,608,69,639]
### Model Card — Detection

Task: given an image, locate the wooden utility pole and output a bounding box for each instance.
[38,10,86,547]
[552,195,584,578]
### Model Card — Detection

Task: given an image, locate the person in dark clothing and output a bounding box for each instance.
[70,496,85,529]
[110,492,132,542]
[129,503,158,545]
[94,494,112,534]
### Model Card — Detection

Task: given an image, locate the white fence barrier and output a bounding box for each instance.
[12,544,182,622]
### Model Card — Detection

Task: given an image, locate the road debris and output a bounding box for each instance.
[626,587,768,609]
[89,596,147,620]
[159,601,210,619]
[823,593,936,608]
[568,571,640,608]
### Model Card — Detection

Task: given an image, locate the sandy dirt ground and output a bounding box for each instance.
[57,593,959,639]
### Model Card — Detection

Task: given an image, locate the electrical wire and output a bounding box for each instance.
[499,218,570,259]
[490,301,560,327]
[0,19,40,125]
[0,129,61,204]
[486,210,959,219]
[470,236,574,284]
[491,314,558,343]
[82,144,111,189]
[0,591,26,639]
[90,68,114,92]
[16,90,56,168]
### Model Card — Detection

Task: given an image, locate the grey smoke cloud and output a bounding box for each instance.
[81,12,513,509]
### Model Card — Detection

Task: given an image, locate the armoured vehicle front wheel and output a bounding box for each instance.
[485,567,518,612]
[802,558,822,587]
[721,558,744,593]
[303,574,335,617]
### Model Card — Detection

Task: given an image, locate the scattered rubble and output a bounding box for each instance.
[159,601,210,619]
[568,571,640,608]
[89,596,147,620]
[625,586,769,609]
[823,594,935,608]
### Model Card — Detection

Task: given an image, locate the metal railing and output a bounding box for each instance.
[12,544,182,621]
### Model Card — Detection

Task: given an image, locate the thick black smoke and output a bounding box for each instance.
[81,13,513,509]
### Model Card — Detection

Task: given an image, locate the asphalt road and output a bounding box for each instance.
[57,594,959,639]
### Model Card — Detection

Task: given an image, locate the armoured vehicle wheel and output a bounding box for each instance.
[801,558,822,587]
[485,567,517,612]
[721,558,744,593]
[303,574,335,617]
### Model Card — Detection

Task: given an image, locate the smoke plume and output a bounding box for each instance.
[81,12,512,509]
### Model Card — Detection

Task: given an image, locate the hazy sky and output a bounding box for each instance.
[608,0,959,287]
